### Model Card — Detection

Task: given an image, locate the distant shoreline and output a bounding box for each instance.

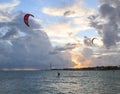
[0,66,120,71]
[51,66,120,71]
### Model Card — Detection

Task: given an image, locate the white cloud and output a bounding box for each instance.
[0,0,20,21]
[42,0,96,17]
[44,18,95,46]
[43,0,97,47]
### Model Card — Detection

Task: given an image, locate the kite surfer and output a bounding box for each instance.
[57,72,60,78]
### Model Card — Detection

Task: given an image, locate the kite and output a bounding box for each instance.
[91,38,97,45]
[24,13,34,27]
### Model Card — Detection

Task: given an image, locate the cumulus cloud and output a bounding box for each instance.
[87,0,120,67]
[0,1,74,69]
[89,0,120,48]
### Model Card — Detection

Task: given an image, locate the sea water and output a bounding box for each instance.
[0,70,120,94]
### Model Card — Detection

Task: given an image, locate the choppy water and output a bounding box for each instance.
[0,70,120,94]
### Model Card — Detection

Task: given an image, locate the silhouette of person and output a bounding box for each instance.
[57,72,60,78]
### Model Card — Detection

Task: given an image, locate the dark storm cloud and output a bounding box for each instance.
[89,0,120,48]
[99,4,115,19]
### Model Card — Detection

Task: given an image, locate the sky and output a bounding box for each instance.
[0,0,120,70]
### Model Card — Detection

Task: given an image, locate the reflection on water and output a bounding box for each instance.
[0,70,120,94]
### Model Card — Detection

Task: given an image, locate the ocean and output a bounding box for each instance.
[0,70,120,94]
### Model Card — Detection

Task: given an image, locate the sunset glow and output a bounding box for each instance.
[1,68,40,71]
[71,54,92,68]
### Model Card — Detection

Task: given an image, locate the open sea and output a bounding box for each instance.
[0,70,120,94]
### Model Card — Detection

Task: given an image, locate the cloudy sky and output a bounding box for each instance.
[0,0,120,70]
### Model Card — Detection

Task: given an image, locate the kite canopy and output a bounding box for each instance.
[24,14,34,27]
[91,38,97,45]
